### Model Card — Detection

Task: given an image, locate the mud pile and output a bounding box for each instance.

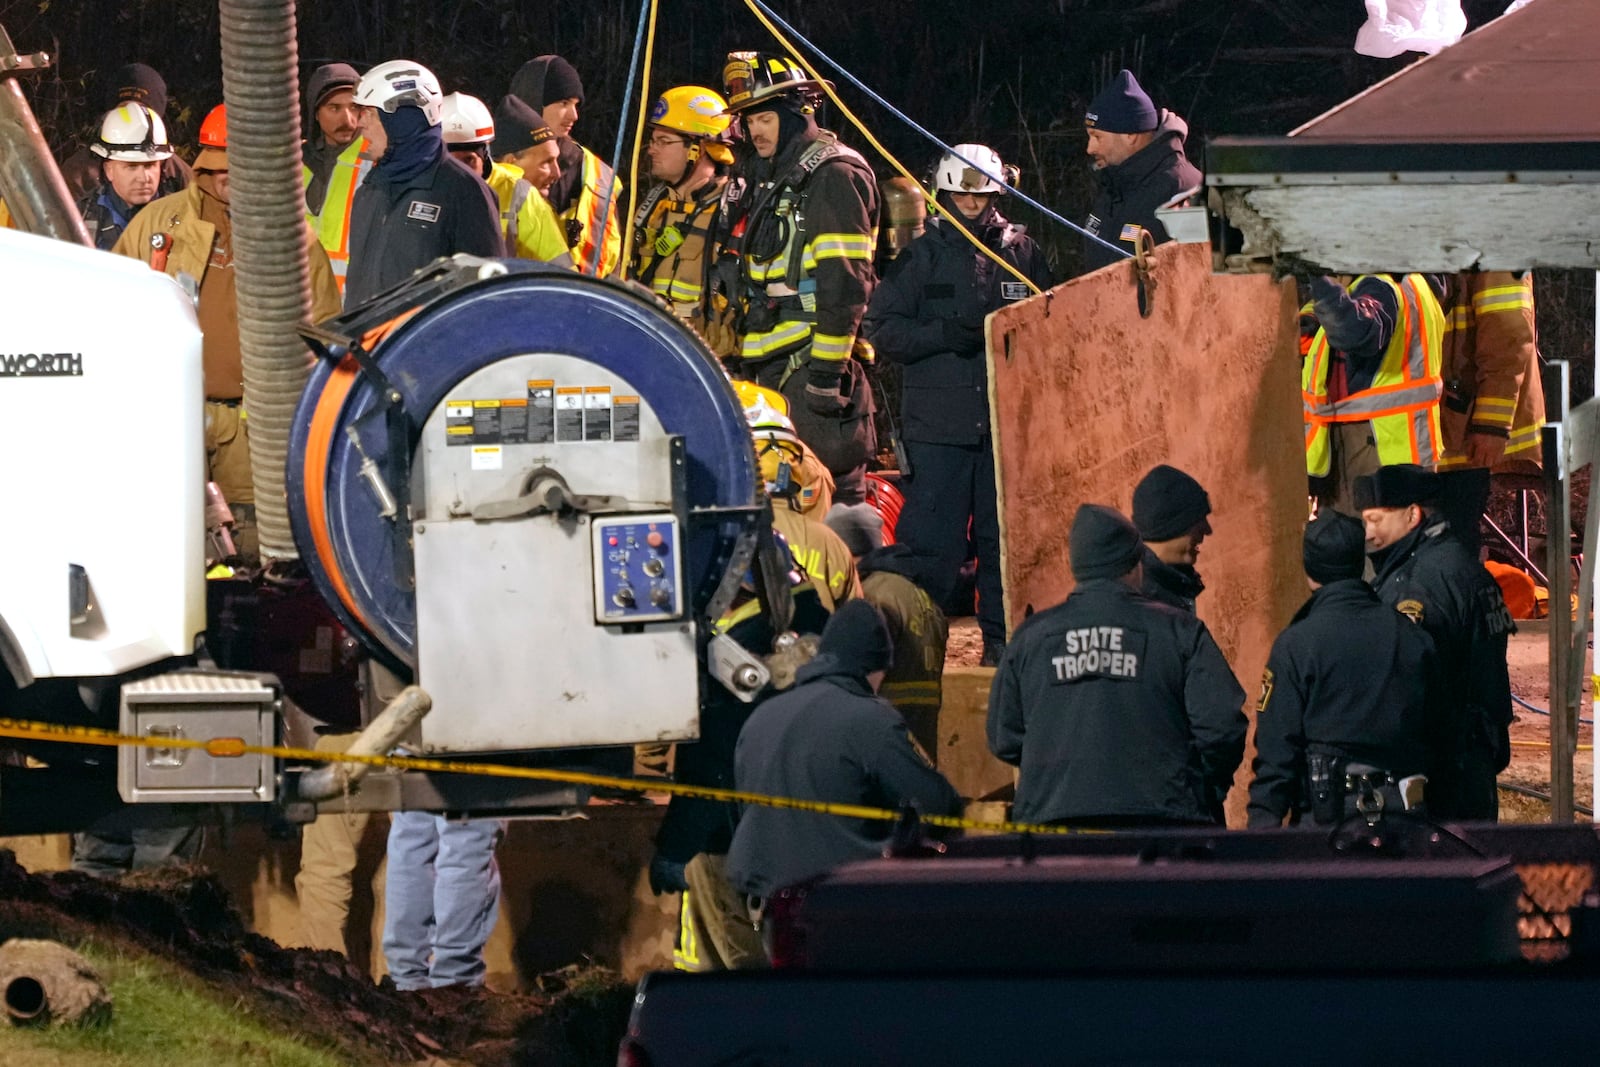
[0,850,631,1065]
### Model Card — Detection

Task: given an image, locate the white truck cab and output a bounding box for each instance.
[0,225,206,686]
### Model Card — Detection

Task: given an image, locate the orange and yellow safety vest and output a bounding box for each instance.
[1302,273,1445,478]
[302,138,371,296]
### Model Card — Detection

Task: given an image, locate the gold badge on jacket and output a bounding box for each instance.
[1256,668,1274,714]
[1396,598,1425,624]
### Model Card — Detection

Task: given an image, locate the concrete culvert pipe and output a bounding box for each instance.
[4,976,46,1025]
[0,939,112,1027]
[218,0,314,561]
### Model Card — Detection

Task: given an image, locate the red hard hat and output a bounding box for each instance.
[199,104,227,148]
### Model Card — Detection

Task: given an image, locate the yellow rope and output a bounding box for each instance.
[623,0,660,280]
[740,0,1043,297]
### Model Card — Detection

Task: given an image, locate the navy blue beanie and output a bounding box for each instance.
[1085,70,1157,134]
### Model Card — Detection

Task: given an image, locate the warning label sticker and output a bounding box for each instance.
[613,395,641,441]
[446,401,474,446]
[527,380,555,443]
[471,445,503,470]
[472,399,502,444]
[447,383,644,446]
[584,386,612,441]
[556,386,584,441]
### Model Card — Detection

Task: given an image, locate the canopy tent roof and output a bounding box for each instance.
[1206,0,1600,272]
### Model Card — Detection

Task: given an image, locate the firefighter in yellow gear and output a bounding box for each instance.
[1438,271,1544,472]
[1430,271,1546,551]
[744,383,862,610]
[635,86,739,355]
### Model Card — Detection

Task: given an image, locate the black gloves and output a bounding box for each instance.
[649,853,689,895]
[942,317,985,352]
[804,360,848,416]
[1309,275,1344,308]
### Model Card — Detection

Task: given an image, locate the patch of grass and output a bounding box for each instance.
[0,938,361,1067]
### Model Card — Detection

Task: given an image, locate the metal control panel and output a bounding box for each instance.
[594,514,684,624]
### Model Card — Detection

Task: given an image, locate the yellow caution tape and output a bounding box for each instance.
[0,717,1090,836]
[1509,739,1594,751]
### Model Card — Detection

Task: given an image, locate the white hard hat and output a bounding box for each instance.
[354,59,444,126]
[934,143,1005,195]
[440,92,495,145]
[90,103,174,163]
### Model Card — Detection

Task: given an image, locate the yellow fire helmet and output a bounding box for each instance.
[650,85,734,167]
[734,381,833,514]
[650,86,731,140]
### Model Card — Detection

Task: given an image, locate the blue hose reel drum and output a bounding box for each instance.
[288,270,759,675]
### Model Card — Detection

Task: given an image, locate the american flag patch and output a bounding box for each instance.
[1119,223,1144,242]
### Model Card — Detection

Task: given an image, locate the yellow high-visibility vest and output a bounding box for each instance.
[302,138,371,295]
[1302,273,1445,478]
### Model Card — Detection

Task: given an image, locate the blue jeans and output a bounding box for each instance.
[382,812,505,990]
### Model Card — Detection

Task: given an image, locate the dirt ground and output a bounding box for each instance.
[0,853,631,1066]
[1500,621,1595,822]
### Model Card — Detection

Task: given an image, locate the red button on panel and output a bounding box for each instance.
[647,531,665,549]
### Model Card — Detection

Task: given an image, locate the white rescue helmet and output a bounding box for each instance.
[90,103,174,163]
[354,60,444,126]
[440,92,495,145]
[934,143,1012,195]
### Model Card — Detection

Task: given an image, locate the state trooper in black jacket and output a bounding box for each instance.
[1080,70,1202,275]
[1358,464,1515,821]
[862,144,1054,664]
[1132,465,1213,613]
[1248,512,1447,828]
[987,504,1247,827]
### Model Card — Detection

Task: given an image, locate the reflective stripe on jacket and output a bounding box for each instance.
[561,145,623,277]
[1438,271,1544,467]
[636,179,725,319]
[1302,273,1444,478]
[302,138,371,294]
[737,132,879,365]
[487,162,569,264]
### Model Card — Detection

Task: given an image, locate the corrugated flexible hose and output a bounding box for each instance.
[219,0,312,561]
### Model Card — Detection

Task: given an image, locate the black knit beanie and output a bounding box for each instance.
[491,94,555,158]
[1132,465,1211,541]
[816,599,894,676]
[1069,504,1144,581]
[105,62,168,116]
[1302,511,1366,584]
[511,55,584,109]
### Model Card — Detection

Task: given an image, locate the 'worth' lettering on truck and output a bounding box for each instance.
[0,352,83,377]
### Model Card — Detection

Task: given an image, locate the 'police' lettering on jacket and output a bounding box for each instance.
[1051,625,1144,682]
